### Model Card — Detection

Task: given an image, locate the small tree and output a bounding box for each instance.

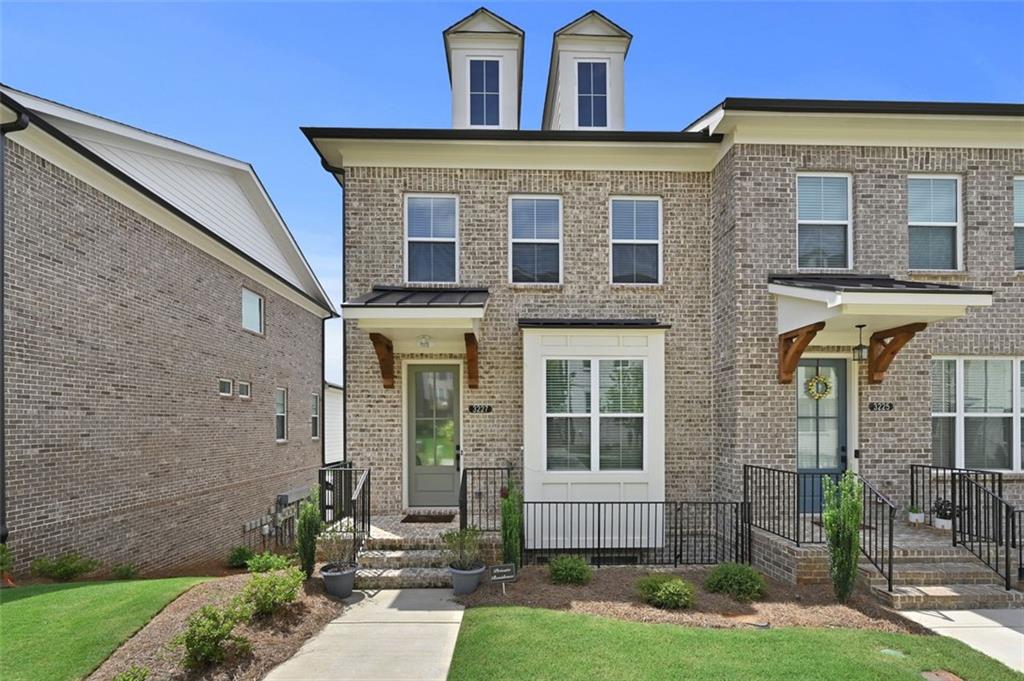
[500,483,523,567]
[296,489,322,579]
[822,470,863,603]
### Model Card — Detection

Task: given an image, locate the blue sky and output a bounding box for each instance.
[3,2,1022,382]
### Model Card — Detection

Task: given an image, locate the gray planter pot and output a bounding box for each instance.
[449,563,486,595]
[321,563,358,599]
[933,517,952,531]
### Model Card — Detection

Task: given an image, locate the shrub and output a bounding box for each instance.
[173,604,250,670]
[548,555,591,585]
[822,470,863,603]
[30,552,101,582]
[441,527,483,570]
[238,568,304,617]
[245,552,293,573]
[112,665,150,681]
[932,498,956,520]
[636,573,694,609]
[704,563,766,602]
[500,484,523,568]
[226,546,255,569]
[296,490,322,579]
[0,544,12,575]
[110,563,140,580]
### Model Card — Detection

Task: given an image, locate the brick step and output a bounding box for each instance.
[358,549,448,569]
[860,562,1006,588]
[354,567,451,589]
[872,583,1024,610]
[363,536,501,552]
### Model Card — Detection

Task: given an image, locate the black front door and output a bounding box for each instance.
[797,358,848,513]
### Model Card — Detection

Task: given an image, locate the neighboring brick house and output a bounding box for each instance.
[307,7,1022,535]
[1,86,336,575]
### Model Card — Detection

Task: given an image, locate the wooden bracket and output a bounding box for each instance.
[369,333,395,389]
[868,323,927,384]
[778,322,826,384]
[464,333,479,389]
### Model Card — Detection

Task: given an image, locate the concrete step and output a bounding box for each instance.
[860,562,1007,588]
[354,567,451,589]
[362,537,449,551]
[358,549,448,569]
[872,582,1024,610]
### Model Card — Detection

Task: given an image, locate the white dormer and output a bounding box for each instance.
[444,7,524,130]
[541,11,631,131]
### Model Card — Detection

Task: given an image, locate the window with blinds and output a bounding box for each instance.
[611,198,661,284]
[406,196,457,283]
[908,177,960,270]
[1014,178,1023,271]
[797,175,851,269]
[510,197,561,283]
[545,359,592,470]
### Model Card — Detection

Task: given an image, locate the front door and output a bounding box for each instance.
[408,364,460,507]
[796,358,847,513]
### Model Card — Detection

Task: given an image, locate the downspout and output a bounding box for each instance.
[0,111,31,547]
[321,316,326,467]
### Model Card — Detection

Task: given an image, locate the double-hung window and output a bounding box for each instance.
[311,393,320,439]
[930,358,1022,471]
[510,196,561,284]
[797,174,851,269]
[275,388,288,442]
[1014,177,1023,271]
[469,59,500,127]
[406,195,458,283]
[610,198,661,284]
[908,176,961,270]
[545,358,645,471]
[577,61,607,128]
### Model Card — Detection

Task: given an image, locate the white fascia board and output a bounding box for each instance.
[684,106,725,134]
[768,283,841,306]
[838,291,993,308]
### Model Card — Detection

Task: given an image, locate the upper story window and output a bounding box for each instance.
[510,196,561,284]
[610,197,661,285]
[275,388,288,442]
[908,176,961,271]
[242,288,264,334]
[218,379,233,397]
[311,393,320,439]
[1014,177,1023,271]
[469,59,500,127]
[406,195,458,283]
[797,174,851,269]
[576,61,607,128]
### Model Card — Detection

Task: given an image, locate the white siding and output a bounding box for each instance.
[324,386,344,464]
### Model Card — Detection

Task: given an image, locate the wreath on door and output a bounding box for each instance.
[805,374,833,400]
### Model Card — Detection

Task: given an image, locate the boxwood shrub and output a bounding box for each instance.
[226,546,255,569]
[245,551,293,573]
[636,573,694,609]
[30,552,100,582]
[548,555,591,585]
[704,562,767,602]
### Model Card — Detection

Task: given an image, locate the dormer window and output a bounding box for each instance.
[469,59,500,127]
[577,61,608,128]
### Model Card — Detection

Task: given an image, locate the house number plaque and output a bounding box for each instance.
[868,402,895,412]
[467,404,493,414]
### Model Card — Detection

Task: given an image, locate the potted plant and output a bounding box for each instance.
[441,526,485,595]
[320,518,358,599]
[907,504,925,526]
[931,499,955,530]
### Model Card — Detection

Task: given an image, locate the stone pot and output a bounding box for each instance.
[933,517,952,531]
[449,563,486,595]
[321,563,358,599]
[908,511,925,526]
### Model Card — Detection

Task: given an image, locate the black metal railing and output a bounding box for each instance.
[952,472,1015,590]
[743,464,839,545]
[910,464,1003,524]
[319,464,371,537]
[1014,509,1024,582]
[521,501,749,566]
[459,467,511,532]
[860,477,896,592]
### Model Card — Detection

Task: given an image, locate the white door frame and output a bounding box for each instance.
[801,353,860,474]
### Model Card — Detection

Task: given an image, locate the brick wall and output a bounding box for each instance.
[3,139,323,575]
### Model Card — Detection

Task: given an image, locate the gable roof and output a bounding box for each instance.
[1,84,335,316]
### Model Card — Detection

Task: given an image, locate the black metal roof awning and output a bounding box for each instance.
[519,318,671,329]
[768,274,992,295]
[343,286,489,308]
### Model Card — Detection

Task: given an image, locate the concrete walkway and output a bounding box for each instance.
[900,608,1024,673]
[264,589,464,681]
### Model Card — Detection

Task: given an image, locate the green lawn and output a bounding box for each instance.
[0,577,207,681]
[449,606,1023,681]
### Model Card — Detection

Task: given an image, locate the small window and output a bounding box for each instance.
[242,288,264,334]
[218,379,233,397]
[406,196,458,283]
[908,177,961,270]
[510,197,561,284]
[275,388,287,442]
[469,59,499,127]
[797,174,851,269]
[545,359,592,471]
[610,198,661,284]
[1014,177,1023,271]
[577,61,607,128]
[238,381,251,399]
[311,393,320,439]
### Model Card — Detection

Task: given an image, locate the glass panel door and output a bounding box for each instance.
[796,359,848,513]
[408,365,460,507]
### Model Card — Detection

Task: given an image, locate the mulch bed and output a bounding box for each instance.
[458,565,925,634]
[88,573,345,681]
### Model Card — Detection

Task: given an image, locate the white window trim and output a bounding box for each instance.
[404,194,460,285]
[311,392,320,440]
[466,55,502,129]
[218,378,233,397]
[608,196,663,286]
[908,174,964,272]
[275,387,288,443]
[795,172,854,271]
[543,357,648,473]
[1014,176,1023,272]
[242,288,264,335]
[238,381,251,400]
[573,57,611,131]
[508,195,563,286]
[931,356,1022,472]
